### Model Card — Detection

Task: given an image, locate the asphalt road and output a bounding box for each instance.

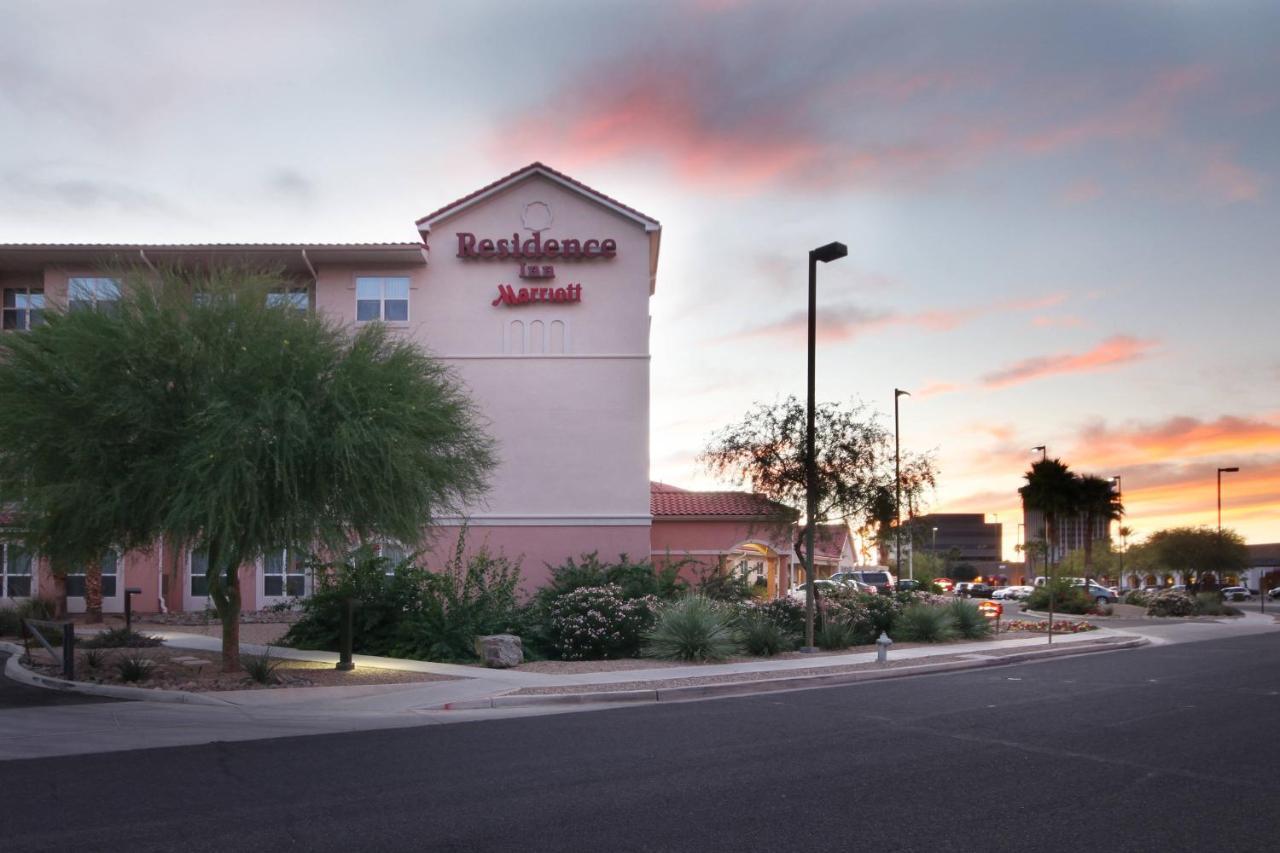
[2,633,1278,852]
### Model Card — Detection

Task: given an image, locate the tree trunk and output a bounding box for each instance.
[50,572,68,619]
[206,543,242,673]
[84,558,103,624]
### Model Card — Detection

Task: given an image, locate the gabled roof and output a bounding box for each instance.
[415,162,661,234]
[812,523,851,559]
[650,482,795,521]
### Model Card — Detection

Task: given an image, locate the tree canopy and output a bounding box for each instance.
[700,396,937,563]
[0,265,495,668]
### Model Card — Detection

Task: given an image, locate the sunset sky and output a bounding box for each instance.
[3,1,1277,559]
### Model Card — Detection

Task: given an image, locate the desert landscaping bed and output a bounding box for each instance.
[21,646,459,692]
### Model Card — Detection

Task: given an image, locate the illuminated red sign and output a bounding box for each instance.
[492,283,582,307]
[457,232,616,260]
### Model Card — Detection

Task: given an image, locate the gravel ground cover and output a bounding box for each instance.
[22,646,458,692]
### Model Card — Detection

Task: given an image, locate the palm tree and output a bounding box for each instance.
[1077,475,1124,584]
[1018,459,1079,576]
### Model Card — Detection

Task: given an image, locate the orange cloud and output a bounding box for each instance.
[981,335,1157,389]
[1070,415,1280,469]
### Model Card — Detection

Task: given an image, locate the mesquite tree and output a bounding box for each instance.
[0,266,495,671]
[700,396,937,571]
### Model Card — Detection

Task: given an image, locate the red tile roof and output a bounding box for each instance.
[812,524,851,559]
[650,482,794,520]
[415,162,660,231]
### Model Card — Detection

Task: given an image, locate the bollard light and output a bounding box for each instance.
[124,587,142,634]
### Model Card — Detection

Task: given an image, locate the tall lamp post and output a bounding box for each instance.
[803,240,848,652]
[1111,475,1123,589]
[894,388,910,582]
[1217,466,1239,590]
[1032,446,1048,579]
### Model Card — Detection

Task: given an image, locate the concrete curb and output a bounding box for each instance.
[428,637,1148,710]
[0,641,232,707]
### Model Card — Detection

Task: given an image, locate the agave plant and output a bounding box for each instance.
[643,595,739,661]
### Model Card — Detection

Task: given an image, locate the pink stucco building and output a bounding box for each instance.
[0,163,856,614]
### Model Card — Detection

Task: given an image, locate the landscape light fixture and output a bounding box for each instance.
[895,388,911,581]
[803,240,847,652]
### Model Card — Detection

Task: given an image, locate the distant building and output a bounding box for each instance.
[1021,507,1109,571]
[1242,543,1280,592]
[913,513,1002,570]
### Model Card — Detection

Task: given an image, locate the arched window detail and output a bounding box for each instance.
[549,320,566,354]
[507,320,525,354]
[528,320,545,354]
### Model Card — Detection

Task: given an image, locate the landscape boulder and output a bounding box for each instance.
[475,634,523,668]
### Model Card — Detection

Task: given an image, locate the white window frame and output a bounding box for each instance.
[2,287,45,331]
[372,541,410,577]
[355,276,410,324]
[1,542,34,600]
[259,547,310,603]
[67,276,122,312]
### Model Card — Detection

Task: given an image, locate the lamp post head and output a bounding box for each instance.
[1032,445,1046,453]
[810,241,848,264]
[1219,467,1240,474]
[895,388,910,398]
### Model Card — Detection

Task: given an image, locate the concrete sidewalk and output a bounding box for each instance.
[3,610,1275,761]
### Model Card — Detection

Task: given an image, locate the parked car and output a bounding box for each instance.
[787,579,845,602]
[895,579,922,592]
[992,585,1033,601]
[830,575,879,595]
[1072,581,1115,603]
[831,569,896,595]
[957,583,994,599]
[1220,586,1253,601]
[1268,587,1280,600]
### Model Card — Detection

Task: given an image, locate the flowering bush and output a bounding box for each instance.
[734,597,806,637]
[546,585,658,660]
[1147,590,1197,617]
[1003,619,1098,633]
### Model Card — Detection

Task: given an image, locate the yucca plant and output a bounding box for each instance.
[643,595,739,661]
[893,603,956,643]
[738,615,791,657]
[115,653,154,683]
[82,648,107,672]
[944,599,991,640]
[815,619,857,650]
[242,647,283,685]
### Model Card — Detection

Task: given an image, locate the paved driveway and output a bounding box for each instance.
[0,652,118,709]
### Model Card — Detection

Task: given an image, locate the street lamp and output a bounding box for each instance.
[803,240,848,652]
[1112,475,1123,589]
[1217,467,1239,590]
[895,388,910,582]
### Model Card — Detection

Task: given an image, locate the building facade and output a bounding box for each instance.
[0,163,660,612]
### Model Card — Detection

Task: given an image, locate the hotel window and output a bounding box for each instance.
[68,277,121,314]
[267,287,310,314]
[1,543,33,598]
[355,276,409,322]
[2,288,45,331]
[263,547,308,598]
[66,550,118,598]
[373,542,409,577]
[190,549,210,597]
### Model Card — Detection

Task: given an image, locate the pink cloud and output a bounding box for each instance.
[1200,149,1264,202]
[981,335,1157,389]
[916,382,961,399]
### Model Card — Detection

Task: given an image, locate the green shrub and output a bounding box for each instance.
[285,536,521,663]
[242,648,283,685]
[544,585,657,660]
[1025,582,1094,615]
[1123,589,1149,606]
[0,607,21,637]
[644,595,739,661]
[945,599,992,640]
[80,628,163,649]
[1194,592,1230,616]
[816,618,857,650]
[16,597,56,622]
[734,597,805,638]
[540,553,687,602]
[115,653,154,683]
[818,589,885,646]
[739,614,792,656]
[893,604,956,643]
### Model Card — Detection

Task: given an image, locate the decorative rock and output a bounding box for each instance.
[475,634,523,669]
